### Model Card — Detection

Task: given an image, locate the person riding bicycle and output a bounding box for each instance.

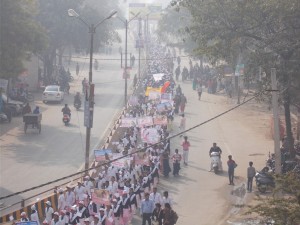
[61,104,71,117]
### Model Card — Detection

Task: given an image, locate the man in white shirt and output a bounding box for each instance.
[58,188,66,211]
[110,176,118,195]
[149,187,162,205]
[65,186,75,209]
[51,212,61,225]
[30,205,40,225]
[44,201,54,223]
[74,181,86,201]
[84,176,93,197]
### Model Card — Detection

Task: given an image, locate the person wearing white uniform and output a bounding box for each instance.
[45,201,54,223]
[74,181,86,201]
[59,210,69,225]
[161,191,173,208]
[30,205,40,225]
[51,212,62,225]
[58,189,66,211]
[84,176,93,197]
[149,187,162,205]
[65,186,75,209]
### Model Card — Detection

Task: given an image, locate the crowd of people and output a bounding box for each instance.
[15,41,186,225]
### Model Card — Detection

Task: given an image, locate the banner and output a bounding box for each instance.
[145,87,162,96]
[161,93,172,101]
[94,149,112,162]
[148,91,161,101]
[153,115,168,125]
[91,189,110,205]
[141,128,160,144]
[137,116,153,127]
[152,73,164,81]
[156,102,172,113]
[111,153,132,168]
[120,118,137,127]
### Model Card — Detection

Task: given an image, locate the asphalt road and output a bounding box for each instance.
[0,33,139,215]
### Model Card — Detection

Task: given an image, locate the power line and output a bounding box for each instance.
[0,90,263,201]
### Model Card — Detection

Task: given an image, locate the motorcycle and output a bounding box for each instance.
[210,152,222,174]
[0,112,11,123]
[74,99,81,110]
[62,114,70,125]
[255,168,275,193]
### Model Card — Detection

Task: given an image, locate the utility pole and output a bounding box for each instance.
[138,17,142,80]
[124,19,128,109]
[271,68,281,174]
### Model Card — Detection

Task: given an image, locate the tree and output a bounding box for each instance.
[247,172,300,225]
[36,0,121,81]
[166,0,300,153]
[0,0,47,79]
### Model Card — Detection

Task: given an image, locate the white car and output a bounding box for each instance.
[42,85,64,103]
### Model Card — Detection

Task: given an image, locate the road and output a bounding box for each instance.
[0,29,139,215]
[132,58,274,225]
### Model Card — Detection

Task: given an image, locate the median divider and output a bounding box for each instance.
[0,193,58,224]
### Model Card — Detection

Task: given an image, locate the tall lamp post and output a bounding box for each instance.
[68,9,117,172]
[117,12,140,109]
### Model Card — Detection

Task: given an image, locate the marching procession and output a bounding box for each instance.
[16,41,183,225]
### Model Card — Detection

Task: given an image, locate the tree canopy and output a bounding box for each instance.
[0,0,47,79]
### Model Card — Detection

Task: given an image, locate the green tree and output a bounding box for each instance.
[166,0,300,153]
[37,0,121,79]
[0,0,47,79]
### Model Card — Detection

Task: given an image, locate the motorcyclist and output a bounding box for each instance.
[209,142,222,157]
[61,104,71,117]
[74,92,81,105]
[209,143,223,171]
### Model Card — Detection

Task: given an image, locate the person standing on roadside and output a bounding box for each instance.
[196,82,203,100]
[179,114,186,133]
[227,155,237,185]
[247,161,256,192]
[181,136,190,166]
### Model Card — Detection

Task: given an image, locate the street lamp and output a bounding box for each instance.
[68,9,117,172]
[116,12,141,109]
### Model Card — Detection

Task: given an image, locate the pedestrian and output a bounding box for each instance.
[181,136,190,166]
[30,205,40,225]
[171,149,182,176]
[65,186,75,210]
[76,63,80,76]
[227,155,237,185]
[179,94,187,114]
[44,201,54,223]
[179,114,186,133]
[196,83,203,100]
[162,151,171,177]
[20,212,29,222]
[141,192,155,225]
[57,188,66,211]
[51,212,61,225]
[152,203,163,225]
[149,187,162,205]
[162,203,178,225]
[247,161,256,192]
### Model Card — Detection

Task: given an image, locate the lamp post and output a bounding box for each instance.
[68,9,117,172]
[138,17,142,81]
[117,12,140,109]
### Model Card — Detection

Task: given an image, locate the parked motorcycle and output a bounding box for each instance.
[210,152,222,174]
[62,114,70,125]
[255,168,275,193]
[0,112,11,123]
